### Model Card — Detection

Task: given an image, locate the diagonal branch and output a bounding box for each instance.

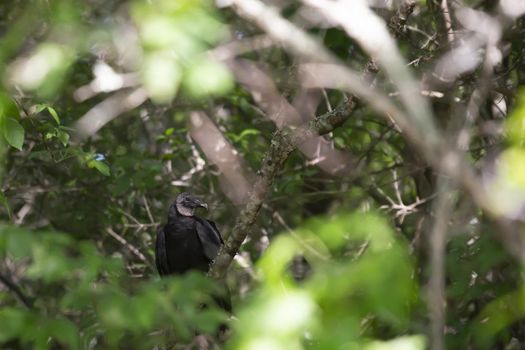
[210,1,418,280]
[0,272,34,309]
[210,100,355,279]
[213,0,525,265]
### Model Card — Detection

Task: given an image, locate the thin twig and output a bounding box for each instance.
[0,272,33,309]
[142,195,155,224]
[440,0,455,44]
[106,228,149,264]
[273,211,330,261]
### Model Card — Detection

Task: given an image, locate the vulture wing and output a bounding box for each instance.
[195,218,224,261]
[155,226,170,276]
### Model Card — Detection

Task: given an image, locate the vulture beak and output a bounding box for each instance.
[193,198,208,210]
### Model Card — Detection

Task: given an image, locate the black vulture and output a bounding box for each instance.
[155,192,230,311]
[156,192,224,275]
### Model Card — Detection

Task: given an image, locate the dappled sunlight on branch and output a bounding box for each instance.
[74,89,148,140]
[189,111,254,205]
[229,58,355,176]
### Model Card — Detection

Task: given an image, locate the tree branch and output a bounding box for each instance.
[428,179,452,350]
[210,99,355,279]
[217,0,525,264]
[0,272,33,309]
[209,1,416,279]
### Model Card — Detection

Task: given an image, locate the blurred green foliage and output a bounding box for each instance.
[232,212,419,350]
[0,226,227,349]
[0,0,524,349]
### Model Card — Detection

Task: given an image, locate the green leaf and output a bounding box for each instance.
[6,229,33,259]
[0,308,31,342]
[505,88,525,146]
[12,43,73,96]
[365,335,426,350]
[89,160,111,176]
[34,104,46,113]
[113,175,131,196]
[238,129,260,140]
[0,93,19,119]
[0,191,11,219]
[142,53,181,103]
[44,317,80,350]
[27,244,63,281]
[34,104,60,124]
[57,129,69,146]
[47,106,60,125]
[3,117,24,150]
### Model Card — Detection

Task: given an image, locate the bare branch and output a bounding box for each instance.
[189,111,255,205]
[209,98,357,278]
[0,272,33,309]
[209,0,426,280]
[74,88,147,140]
[210,0,525,285]
[428,180,453,350]
[106,228,149,265]
[229,58,355,175]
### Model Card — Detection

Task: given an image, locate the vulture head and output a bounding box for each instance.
[170,192,208,217]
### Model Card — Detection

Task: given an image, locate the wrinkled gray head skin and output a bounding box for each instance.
[171,192,208,217]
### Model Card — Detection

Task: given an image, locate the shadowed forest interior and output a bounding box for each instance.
[1,0,525,349]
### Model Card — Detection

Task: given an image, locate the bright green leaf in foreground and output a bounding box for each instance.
[3,117,24,150]
[142,53,181,104]
[365,335,427,350]
[9,43,74,96]
[184,58,234,97]
[233,211,416,350]
[57,129,70,147]
[505,88,525,146]
[88,159,111,176]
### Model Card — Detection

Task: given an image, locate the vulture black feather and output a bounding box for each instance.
[155,192,230,311]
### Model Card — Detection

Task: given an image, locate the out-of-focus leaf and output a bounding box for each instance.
[0,191,11,219]
[98,291,131,329]
[0,308,33,343]
[236,211,415,349]
[184,58,233,97]
[27,242,72,282]
[142,53,181,103]
[234,289,316,350]
[34,104,46,113]
[6,227,33,259]
[505,88,525,146]
[88,159,111,176]
[9,43,73,96]
[238,129,260,139]
[44,317,80,350]
[470,285,525,348]
[3,117,24,150]
[57,129,69,146]
[500,147,525,187]
[113,175,131,196]
[487,146,525,217]
[0,93,19,118]
[365,335,426,350]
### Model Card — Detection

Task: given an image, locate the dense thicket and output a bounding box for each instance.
[0,0,525,349]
